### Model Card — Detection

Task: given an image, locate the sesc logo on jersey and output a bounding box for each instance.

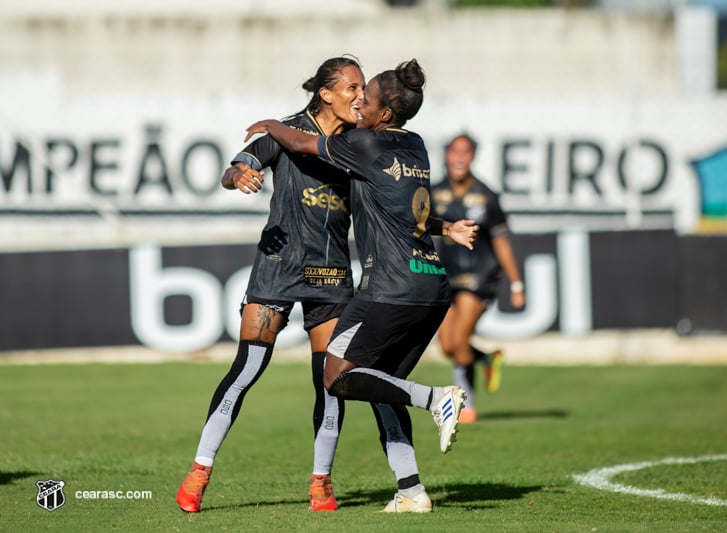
[36,479,66,512]
[300,184,348,212]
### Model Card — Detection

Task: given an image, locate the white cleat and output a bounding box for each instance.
[381,491,432,513]
[431,386,466,453]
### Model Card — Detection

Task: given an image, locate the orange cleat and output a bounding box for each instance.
[458,406,477,424]
[309,474,338,512]
[176,462,212,513]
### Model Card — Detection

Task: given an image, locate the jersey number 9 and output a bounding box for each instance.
[411,187,431,238]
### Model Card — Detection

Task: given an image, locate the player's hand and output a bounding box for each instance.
[244,120,275,142]
[449,219,479,251]
[222,163,265,194]
[511,289,526,309]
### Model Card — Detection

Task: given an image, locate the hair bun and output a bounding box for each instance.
[302,76,316,92]
[395,59,425,92]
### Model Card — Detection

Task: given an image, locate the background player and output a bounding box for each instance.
[431,133,526,423]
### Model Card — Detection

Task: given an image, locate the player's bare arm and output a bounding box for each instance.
[221,162,265,194]
[245,120,320,156]
[492,233,526,308]
[430,217,479,251]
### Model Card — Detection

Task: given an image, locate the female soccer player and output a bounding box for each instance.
[245,59,472,512]
[176,56,364,514]
[432,133,526,423]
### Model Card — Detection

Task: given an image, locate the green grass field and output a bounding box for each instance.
[2,360,726,532]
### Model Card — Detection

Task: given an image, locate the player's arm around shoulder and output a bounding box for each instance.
[245,120,320,156]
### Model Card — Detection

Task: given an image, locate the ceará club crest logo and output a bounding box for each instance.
[36,479,66,512]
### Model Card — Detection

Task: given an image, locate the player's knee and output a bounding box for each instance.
[326,371,348,397]
[438,336,455,355]
[323,353,354,391]
[323,364,341,391]
[451,336,473,358]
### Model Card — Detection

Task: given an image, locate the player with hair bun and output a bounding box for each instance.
[245,59,477,512]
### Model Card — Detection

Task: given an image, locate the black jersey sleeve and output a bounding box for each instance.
[317,129,376,180]
[487,190,509,236]
[231,132,283,170]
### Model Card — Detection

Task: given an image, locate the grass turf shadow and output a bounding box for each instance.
[0,470,44,485]
[201,482,542,511]
[428,482,543,509]
[478,409,569,421]
[340,482,542,510]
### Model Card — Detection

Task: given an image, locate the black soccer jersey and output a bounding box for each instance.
[431,177,509,284]
[317,127,451,306]
[232,111,353,303]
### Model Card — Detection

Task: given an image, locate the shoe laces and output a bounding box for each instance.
[431,410,444,432]
[183,469,210,493]
[309,475,333,501]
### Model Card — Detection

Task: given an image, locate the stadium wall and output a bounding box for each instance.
[0,5,680,99]
[0,230,724,356]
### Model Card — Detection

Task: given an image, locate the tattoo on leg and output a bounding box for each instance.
[255,306,278,342]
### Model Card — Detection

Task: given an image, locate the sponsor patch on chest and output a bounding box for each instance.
[304,265,349,286]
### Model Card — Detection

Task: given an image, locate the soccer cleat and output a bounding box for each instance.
[309,474,338,512]
[458,406,477,424]
[431,386,466,453]
[176,462,212,513]
[381,491,432,513]
[485,349,504,393]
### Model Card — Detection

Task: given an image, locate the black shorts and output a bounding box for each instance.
[448,272,500,303]
[241,295,347,332]
[327,298,449,378]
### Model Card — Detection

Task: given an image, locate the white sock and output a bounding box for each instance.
[374,404,419,482]
[399,483,426,498]
[193,456,214,467]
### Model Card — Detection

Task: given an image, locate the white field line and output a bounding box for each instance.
[573,454,727,506]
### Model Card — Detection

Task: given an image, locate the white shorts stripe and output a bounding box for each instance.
[327,321,363,358]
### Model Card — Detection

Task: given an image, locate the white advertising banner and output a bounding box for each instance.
[1,76,726,250]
